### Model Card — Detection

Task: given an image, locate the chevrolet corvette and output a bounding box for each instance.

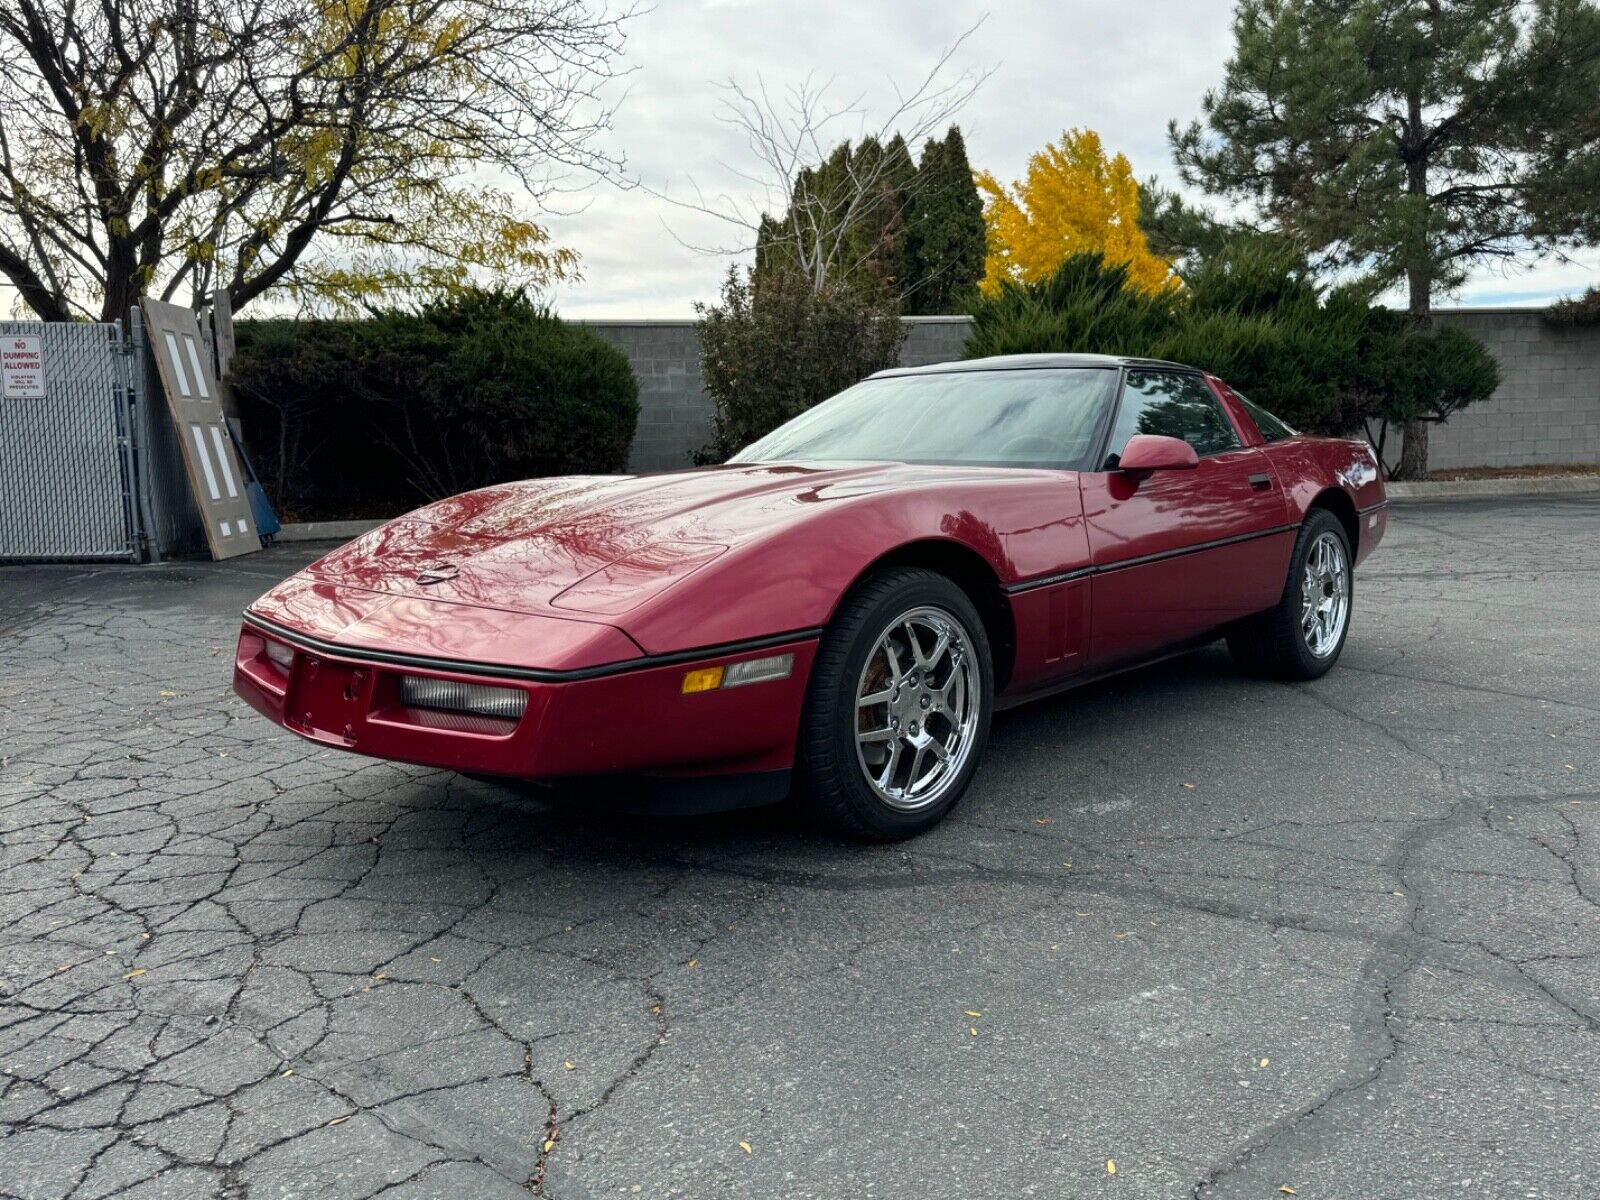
[234,354,1387,839]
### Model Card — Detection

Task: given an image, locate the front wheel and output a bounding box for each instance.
[796,568,993,841]
[1227,509,1353,681]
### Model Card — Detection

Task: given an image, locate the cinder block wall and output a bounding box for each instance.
[579,321,707,472]
[587,309,1600,474]
[582,317,978,472]
[1429,309,1600,470]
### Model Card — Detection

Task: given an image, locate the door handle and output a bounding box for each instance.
[1248,473,1272,491]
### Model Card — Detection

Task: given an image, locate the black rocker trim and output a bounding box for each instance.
[1003,523,1297,595]
[241,610,824,684]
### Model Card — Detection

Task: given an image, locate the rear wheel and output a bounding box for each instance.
[797,568,993,841]
[1227,509,1352,681]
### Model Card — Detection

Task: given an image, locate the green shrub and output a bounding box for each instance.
[965,254,1179,358]
[964,248,1499,446]
[695,267,906,462]
[232,290,638,517]
[1544,285,1600,328]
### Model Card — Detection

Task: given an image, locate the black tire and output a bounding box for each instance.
[1227,508,1353,681]
[796,567,993,841]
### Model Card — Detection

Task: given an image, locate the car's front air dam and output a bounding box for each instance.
[233,619,820,784]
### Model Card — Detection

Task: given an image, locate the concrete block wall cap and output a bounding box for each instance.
[276,519,386,542]
[1388,475,1600,501]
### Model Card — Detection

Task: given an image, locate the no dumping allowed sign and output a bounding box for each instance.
[1,334,46,398]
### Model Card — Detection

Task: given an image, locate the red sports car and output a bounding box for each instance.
[234,354,1386,839]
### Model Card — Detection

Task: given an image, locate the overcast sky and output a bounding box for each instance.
[544,0,1600,317]
[3,0,1596,320]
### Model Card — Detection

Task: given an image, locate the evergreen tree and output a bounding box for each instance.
[902,128,987,314]
[1167,0,1600,477]
[755,127,984,312]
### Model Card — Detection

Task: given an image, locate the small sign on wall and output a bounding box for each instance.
[1,335,46,398]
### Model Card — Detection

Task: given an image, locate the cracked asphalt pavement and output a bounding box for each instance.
[2,496,1597,1200]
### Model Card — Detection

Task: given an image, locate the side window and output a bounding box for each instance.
[1104,370,1241,465]
[1237,393,1298,442]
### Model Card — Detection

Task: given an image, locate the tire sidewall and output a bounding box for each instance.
[805,571,993,838]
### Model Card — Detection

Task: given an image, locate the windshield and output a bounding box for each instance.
[730,368,1119,470]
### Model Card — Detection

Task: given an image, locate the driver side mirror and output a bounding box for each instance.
[1117,434,1199,472]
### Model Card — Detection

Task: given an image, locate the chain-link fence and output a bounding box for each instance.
[0,320,140,562]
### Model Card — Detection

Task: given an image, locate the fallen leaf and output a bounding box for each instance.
[328,1116,349,1126]
[159,690,177,698]
[1035,817,1053,825]
[430,957,441,963]
[563,1061,575,1071]
[281,1068,294,1077]
[738,1141,752,1154]
[1259,1058,1270,1068]
[1107,1159,1117,1175]
[969,1027,978,1036]
[964,1010,982,1017]
[686,959,698,969]
[125,969,146,980]
[543,1138,556,1153]
[1181,782,1196,789]
[1279,1188,1297,1195]
[649,1004,663,1015]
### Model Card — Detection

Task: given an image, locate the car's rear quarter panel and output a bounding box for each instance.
[1258,437,1388,565]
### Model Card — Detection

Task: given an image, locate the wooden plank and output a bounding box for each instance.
[140,298,260,560]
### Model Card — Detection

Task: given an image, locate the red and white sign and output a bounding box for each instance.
[1,334,46,398]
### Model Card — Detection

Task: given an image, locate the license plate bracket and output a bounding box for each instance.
[285,657,370,745]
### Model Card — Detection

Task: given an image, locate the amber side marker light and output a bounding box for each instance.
[681,653,794,695]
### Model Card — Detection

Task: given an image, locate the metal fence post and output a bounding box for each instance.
[124,308,163,561]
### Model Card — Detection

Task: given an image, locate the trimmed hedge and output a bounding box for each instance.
[231,291,639,519]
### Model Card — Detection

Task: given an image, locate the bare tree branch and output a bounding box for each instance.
[648,17,992,293]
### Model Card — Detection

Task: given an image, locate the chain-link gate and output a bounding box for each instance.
[0,320,141,562]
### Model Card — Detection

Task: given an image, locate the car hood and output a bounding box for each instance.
[298,461,1001,618]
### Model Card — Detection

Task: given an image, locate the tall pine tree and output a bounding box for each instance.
[903,128,987,314]
[1168,0,1600,477]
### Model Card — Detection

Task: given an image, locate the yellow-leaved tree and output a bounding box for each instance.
[977,129,1174,296]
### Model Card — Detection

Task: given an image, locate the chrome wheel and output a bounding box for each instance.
[1301,531,1350,658]
[854,606,980,812]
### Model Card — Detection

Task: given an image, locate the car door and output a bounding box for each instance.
[1080,368,1294,667]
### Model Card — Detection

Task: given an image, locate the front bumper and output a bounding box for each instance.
[233,614,819,787]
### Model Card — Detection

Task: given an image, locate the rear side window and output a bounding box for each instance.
[1105,370,1240,465]
[1236,394,1298,442]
